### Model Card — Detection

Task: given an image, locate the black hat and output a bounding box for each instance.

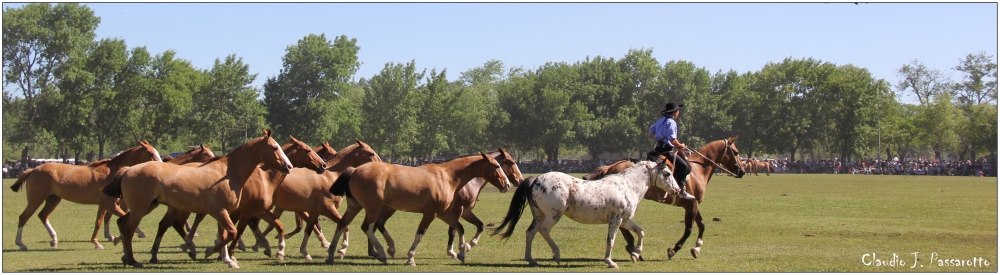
[660,102,684,116]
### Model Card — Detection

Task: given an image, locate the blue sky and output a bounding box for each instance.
[5,3,997,104]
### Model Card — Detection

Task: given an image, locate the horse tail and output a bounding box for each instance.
[10,168,33,192]
[329,167,355,198]
[102,166,131,198]
[491,176,536,239]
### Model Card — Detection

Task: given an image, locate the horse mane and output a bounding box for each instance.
[198,156,227,167]
[337,143,359,153]
[86,159,113,168]
[104,145,146,167]
[448,151,501,161]
[584,158,638,180]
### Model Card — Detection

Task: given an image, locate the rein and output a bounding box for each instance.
[686,140,740,177]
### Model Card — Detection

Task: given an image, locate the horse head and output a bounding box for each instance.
[251,129,292,174]
[647,156,680,201]
[283,135,327,174]
[718,136,746,178]
[314,141,338,162]
[107,140,163,173]
[495,147,524,187]
[168,143,215,164]
[478,152,510,193]
[350,138,383,165]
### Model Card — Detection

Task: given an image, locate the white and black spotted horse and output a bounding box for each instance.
[491,160,678,268]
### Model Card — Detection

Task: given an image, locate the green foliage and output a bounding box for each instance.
[192,54,266,154]
[263,34,360,146]
[360,60,425,159]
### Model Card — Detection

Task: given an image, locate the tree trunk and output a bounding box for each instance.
[20,147,29,166]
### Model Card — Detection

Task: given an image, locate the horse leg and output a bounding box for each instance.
[247,218,270,256]
[371,207,397,258]
[690,211,706,259]
[441,212,470,264]
[149,208,180,263]
[668,203,699,260]
[604,218,624,268]
[205,210,240,268]
[300,211,330,248]
[621,220,645,263]
[619,227,643,261]
[119,210,148,268]
[37,195,62,248]
[92,207,108,249]
[523,206,544,266]
[319,203,350,257]
[326,198,363,264]
[184,213,206,254]
[258,213,286,261]
[536,212,563,265]
[403,212,436,266]
[299,213,319,261]
[461,210,485,248]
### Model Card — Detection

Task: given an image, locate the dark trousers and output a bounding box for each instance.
[652,141,690,186]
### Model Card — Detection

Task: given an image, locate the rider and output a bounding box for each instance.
[648,102,695,200]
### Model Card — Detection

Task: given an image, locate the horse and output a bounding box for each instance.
[583,136,746,260]
[364,148,524,260]
[102,129,293,268]
[257,139,382,261]
[176,140,341,252]
[146,135,326,264]
[326,152,511,266]
[11,140,163,250]
[490,160,677,268]
[103,144,217,244]
[752,159,771,176]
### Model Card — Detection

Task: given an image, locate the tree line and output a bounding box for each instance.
[3,3,997,165]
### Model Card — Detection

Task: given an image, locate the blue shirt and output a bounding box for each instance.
[649,116,678,142]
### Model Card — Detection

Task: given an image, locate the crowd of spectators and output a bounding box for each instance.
[3,158,89,178]
[766,155,996,177]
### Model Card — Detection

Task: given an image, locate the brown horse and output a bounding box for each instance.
[326,152,511,266]
[103,144,217,244]
[147,136,326,263]
[747,159,771,176]
[102,129,292,268]
[11,140,163,250]
[584,136,746,260]
[365,148,524,259]
[253,139,383,261]
[178,141,341,252]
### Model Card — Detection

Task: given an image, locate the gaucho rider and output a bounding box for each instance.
[648,102,695,200]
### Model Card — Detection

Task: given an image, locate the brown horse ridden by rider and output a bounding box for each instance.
[583,137,746,260]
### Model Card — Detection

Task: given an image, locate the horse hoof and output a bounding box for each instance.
[149,258,159,264]
[337,248,347,258]
[277,253,285,262]
[667,248,677,260]
[112,237,121,246]
[457,253,466,264]
[321,241,331,249]
[251,244,259,252]
[188,251,197,260]
[387,247,396,258]
[18,245,28,251]
[50,240,58,248]
[96,244,104,250]
[192,232,199,237]
[447,250,457,259]
[527,260,538,267]
[304,255,313,261]
[132,262,144,268]
[137,232,146,238]
[180,243,189,252]
[264,249,272,257]
[461,243,471,253]
[325,257,335,265]
[630,252,640,263]
[691,247,701,259]
[227,262,240,269]
[237,242,246,251]
[379,256,388,264]
[470,239,479,247]
[608,262,619,268]
[405,259,416,266]
[639,255,646,261]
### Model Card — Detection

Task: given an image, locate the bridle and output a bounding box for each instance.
[685,139,741,177]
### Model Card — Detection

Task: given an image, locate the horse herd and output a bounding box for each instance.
[9,129,747,269]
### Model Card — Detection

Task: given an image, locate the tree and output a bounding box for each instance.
[360,60,424,160]
[574,55,630,160]
[953,51,998,106]
[914,93,962,161]
[453,60,506,157]
[896,59,951,106]
[618,48,662,157]
[86,38,136,159]
[129,50,200,152]
[264,34,360,146]
[3,3,100,163]
[192,54,267,154]
[411,68,456,159]
[821,65,893,166]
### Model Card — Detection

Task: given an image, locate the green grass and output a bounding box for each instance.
[2,174,997,272]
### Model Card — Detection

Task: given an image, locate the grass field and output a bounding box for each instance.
[2,174,997,272]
